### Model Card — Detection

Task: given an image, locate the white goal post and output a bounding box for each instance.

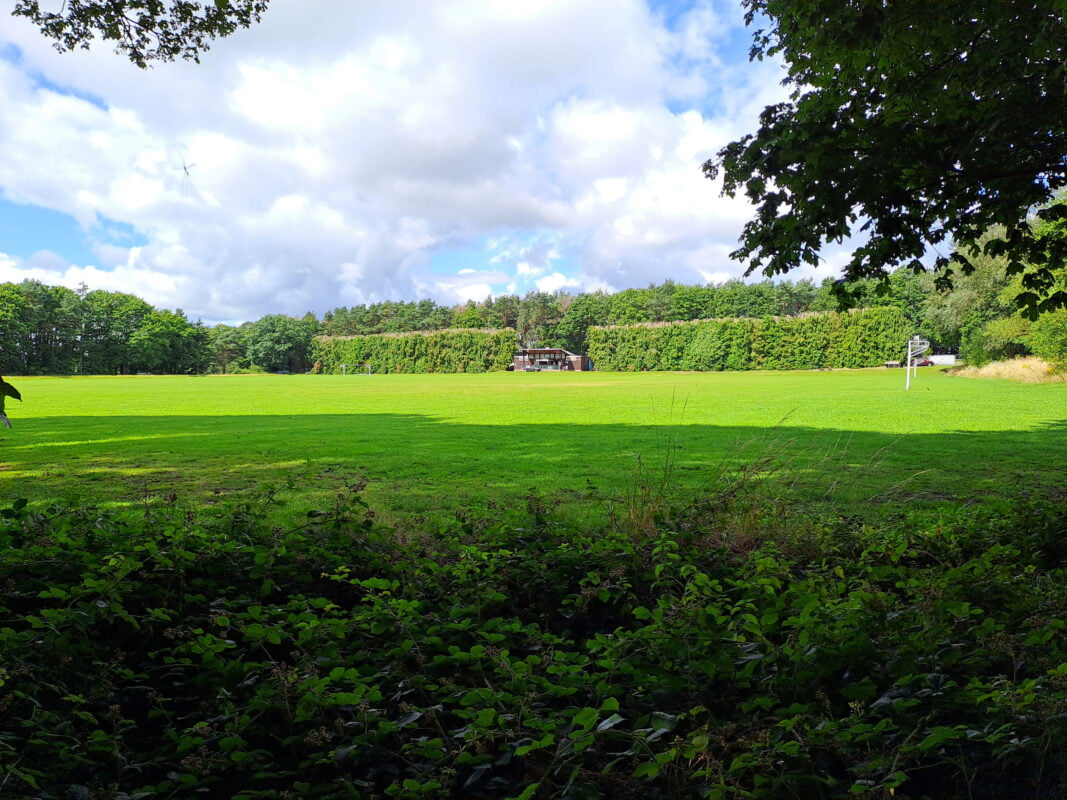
[905,336,930,391]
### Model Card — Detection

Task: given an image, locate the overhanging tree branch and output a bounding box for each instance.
[12,0,271,67]
[709,0,1067,318]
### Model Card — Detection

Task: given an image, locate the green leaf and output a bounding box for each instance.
[397,710,423,727]
[633,761,661,779]
[840,677,877,703]
[0,380,21,401]
[514,733,554,756]
[571,706,599,732]
[596,713,624,732]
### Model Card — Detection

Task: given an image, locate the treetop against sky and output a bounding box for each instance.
[0,0,806,326]
[5,1,1062,327]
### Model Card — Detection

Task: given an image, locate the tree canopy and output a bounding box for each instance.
[705,0,1067,318]
[12,0,270,67]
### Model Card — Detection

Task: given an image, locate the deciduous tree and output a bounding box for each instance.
[245,314,313,372]
[12,0,270,68]
[208,324,247,373]
[453,301,484,329]
[129,309,208,373]
[706,0,1067,318]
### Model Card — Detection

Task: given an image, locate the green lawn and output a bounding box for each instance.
[2,369,1064,527]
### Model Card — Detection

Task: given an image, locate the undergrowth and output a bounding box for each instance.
[1,478,1066,799]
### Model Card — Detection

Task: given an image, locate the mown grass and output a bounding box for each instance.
[2,369,1064,528]
[3,370,1066,799]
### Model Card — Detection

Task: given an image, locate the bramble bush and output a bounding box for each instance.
[1,480,1065,799]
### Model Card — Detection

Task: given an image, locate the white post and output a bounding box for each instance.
[905,336,930,391]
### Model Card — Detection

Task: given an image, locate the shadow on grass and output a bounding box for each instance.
[2,414,1065,523]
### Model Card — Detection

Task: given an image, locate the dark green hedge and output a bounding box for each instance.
[586,308,910,371]
[311,328,516,374]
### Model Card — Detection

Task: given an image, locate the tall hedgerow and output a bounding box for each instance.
[311,328,516,374]
[587,308,909,371]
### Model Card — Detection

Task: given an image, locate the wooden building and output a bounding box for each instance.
[511,348,590,371]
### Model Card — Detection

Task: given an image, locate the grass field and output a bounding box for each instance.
[2,369,1064,527]
[4,369,1067,798]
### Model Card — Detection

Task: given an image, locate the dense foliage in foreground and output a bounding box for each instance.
[2,482,1065,799]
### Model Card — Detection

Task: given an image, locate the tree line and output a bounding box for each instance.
[1,263,1063,375]
[0,282,208,375]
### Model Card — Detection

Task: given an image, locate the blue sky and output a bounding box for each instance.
[0,42,121,268]
[0,202,95,265]
[0,202,147,266]
[0,0,817,324]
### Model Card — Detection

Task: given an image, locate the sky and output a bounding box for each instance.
[0,0,840,325]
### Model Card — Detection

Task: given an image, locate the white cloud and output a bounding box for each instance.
[0,0,790,323]
[427,267,512,305]
[0,247,179,305]
[536,271,577,293]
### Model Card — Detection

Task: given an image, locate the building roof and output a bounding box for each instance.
[517,348,577,356]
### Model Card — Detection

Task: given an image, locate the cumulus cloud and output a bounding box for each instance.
[0,0,791,323]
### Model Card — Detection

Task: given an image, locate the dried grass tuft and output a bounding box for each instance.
[951,356,1066,384]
